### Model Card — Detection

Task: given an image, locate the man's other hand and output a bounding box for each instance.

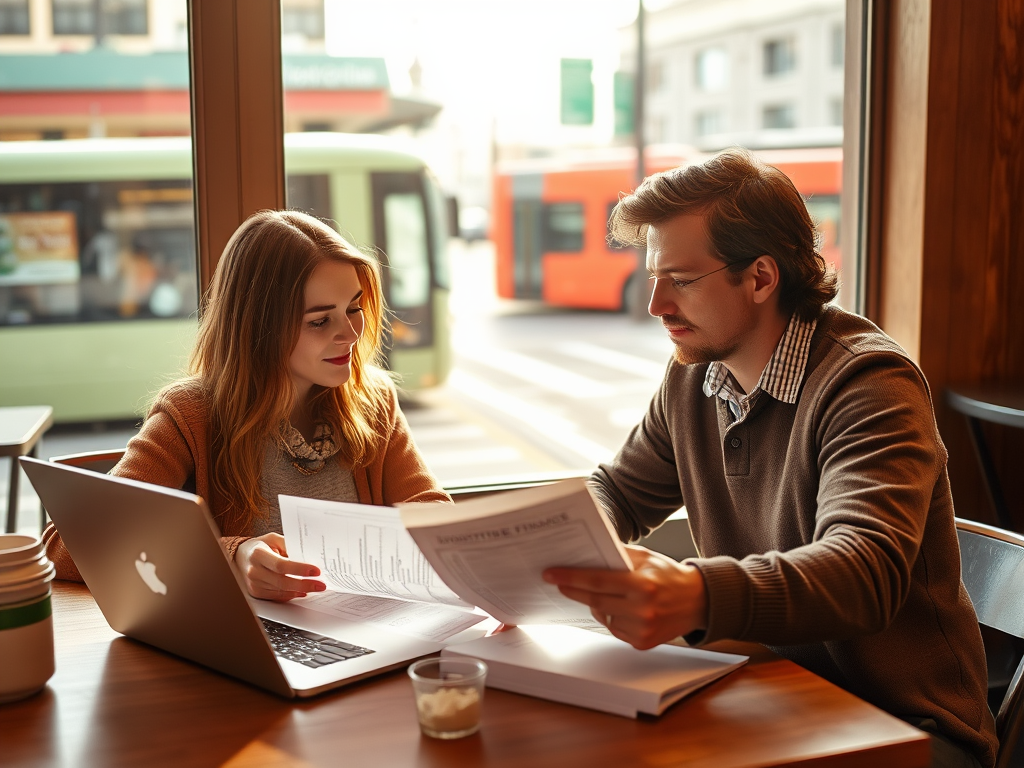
[543,545,708,650]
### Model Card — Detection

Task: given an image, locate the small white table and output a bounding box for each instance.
[0,405,54,534]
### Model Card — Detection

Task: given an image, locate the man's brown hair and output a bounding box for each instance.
[609,148,838,320]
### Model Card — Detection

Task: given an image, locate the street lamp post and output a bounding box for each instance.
[630,0,649,321]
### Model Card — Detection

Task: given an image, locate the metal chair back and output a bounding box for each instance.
[957,518,1024,768]
[49,449,126,474]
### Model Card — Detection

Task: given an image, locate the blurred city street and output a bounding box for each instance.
[2,239,673,536]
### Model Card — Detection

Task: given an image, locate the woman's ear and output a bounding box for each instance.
[750,255,780,305]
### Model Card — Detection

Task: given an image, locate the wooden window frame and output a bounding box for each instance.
[187,0,285,300]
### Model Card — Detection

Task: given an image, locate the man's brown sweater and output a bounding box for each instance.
[590,306,998,767]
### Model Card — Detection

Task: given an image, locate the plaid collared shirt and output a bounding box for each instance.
[702,313,818,424]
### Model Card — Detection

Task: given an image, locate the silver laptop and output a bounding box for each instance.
[21,456,455,698]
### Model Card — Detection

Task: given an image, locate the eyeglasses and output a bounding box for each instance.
[648,258,754,293]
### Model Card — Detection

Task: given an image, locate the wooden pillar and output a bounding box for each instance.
[188,0,286,298]
[871,0,1024,527]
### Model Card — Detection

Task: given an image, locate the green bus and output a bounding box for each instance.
[0,133,452,422]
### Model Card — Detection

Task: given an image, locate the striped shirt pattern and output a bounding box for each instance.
[702,313,818,424]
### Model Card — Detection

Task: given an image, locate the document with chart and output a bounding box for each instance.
[279,478,632,628]
[278,496,484,642]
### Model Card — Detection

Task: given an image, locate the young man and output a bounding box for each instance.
[543,149,997,768]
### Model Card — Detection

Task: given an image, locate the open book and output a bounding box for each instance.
[443,625,747,718]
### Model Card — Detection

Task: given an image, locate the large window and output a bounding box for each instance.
[695,47,728,92]
[763,37,797,76]
[0,177,196,325]
[762,104,796,129]
[542,203,584,253]
[0,0,28,35]
[52,0,147,36]
[0,0,193,425]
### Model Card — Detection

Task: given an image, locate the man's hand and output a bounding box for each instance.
[543,545,709,650]
[234,533,327,601]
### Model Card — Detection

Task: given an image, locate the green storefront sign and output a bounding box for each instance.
[560,58,594,126]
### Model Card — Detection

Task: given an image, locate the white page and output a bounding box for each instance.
[295,590,484,643]
[279,495,470,608]
[399,479,633,626]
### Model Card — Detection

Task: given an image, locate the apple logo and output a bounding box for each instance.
[135,552,167,595]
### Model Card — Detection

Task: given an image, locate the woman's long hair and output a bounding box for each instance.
[189,210,390,525]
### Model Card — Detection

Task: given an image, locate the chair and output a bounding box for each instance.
[39,450,127,531]
[49,449,126,475]
[957,518,1024,768]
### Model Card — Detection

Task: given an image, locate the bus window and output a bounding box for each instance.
[542,202,584,252]
[804,194,842,272]
[606,201,631,251]
[0,180,197,326]
[286,173,332,223]
[372,172,434,350]
[423,172,451,291]
[384,193,431,309]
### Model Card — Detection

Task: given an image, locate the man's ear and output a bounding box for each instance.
[750,255,780,305]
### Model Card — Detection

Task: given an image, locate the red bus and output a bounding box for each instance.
[492,145,842,311]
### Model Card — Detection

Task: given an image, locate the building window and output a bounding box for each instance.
[52,0,147,36]
[0,0,29,35]
[831,23,844,68]
[763,37,797,76]
[829,97,843,126]
[695,110,723,137]
[694,47,728,92]
[282,0,324,40]
[646,57,666,93]
[762,104,796,129]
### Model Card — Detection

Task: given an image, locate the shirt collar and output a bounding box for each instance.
[703,313,818,410]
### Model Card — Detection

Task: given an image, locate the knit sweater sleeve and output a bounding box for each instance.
[694,355,945,645]
[375,382,452,505]
[589,365,687,542]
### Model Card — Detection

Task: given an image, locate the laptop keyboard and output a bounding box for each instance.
[260,618,376,669]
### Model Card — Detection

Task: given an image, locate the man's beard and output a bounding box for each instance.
[663,315,742,366]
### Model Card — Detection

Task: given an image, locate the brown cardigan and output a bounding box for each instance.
[45,377,451,581]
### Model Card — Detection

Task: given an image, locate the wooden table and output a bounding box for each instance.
[1,583,930,768]
[946,386,1024,529]
[0,405,53,534]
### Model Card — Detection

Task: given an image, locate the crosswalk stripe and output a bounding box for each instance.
[555,341,668,379]
[447,370,614,465]
[455,347,614,398]
[406,423,487,443]
[422,446,523,468]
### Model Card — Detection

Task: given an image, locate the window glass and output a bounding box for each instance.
[695,109,723,136]
[542,203,584,252]
[52,0,147,36]
[695,47,728,92]
[763,37,797,76]
[762,103,796,129]
[0,0,195,428]
[831,23,844,68]
[424,172,451,290]
[283,0,325,40]
[0,179,195,324]
[383,191,430,309]
[0,0,28,35]
[606,201,629,251]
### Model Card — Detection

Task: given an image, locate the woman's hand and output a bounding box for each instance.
[234,533,327,601]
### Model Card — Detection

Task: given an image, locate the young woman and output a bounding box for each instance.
[44,210,451,599]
